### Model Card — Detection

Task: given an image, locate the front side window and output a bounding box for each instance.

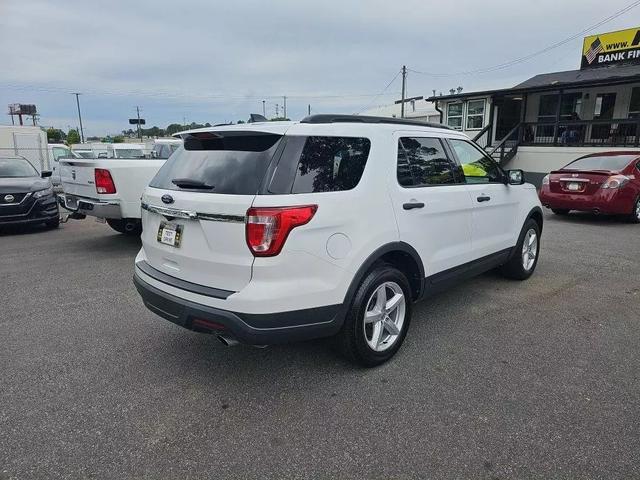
[466,99,485,129]
[447,103,463,130]
[52,147,70,161]
[449,139,504,184]
[397,137,457,187]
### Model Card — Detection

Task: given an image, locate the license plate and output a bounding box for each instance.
[567,182,581,191]
[157,222,183,247]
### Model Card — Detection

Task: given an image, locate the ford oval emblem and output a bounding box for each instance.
[161,194,174,204]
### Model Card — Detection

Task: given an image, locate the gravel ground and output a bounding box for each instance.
[1,212,639,480]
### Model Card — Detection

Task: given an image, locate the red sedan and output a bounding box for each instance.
[539,151,640,223]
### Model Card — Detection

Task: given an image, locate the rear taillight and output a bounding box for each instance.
[541,174,550,185]
[601,175,630,189]
[95,168,116,194]
[246,205,317,257]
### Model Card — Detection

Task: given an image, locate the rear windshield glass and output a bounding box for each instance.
[268,136,371,194]
[113,148,145,159]
[0,158,37,177]
[564,155,636,171]
[149,132,282,195]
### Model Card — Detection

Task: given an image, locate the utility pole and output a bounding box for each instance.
[308,104,311,116]
[275,104,279,117]
[400,66,407,118]
[135,106,142,140]
[283,96,287,119]
[262,100,266,117]
[72,93,85,143]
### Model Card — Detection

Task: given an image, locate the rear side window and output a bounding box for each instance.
[149,131,282,195]
[397,137,458,187]
[269,136,370,194]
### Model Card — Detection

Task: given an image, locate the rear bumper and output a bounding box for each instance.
[133,272,345,345]
[539,187,636,214]
[59,194,122,218]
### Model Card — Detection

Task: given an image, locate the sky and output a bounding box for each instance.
[0,0,638,136]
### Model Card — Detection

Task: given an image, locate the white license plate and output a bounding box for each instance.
[567,182,581,191]
[157,222,182,247]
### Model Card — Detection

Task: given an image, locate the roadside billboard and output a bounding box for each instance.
[581,26,640,69]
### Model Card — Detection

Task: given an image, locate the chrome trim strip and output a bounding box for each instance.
[141,202,245,223]
[559,178,590,182]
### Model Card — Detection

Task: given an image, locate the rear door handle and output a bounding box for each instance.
[476,196,491,203]
[403,202,425,210]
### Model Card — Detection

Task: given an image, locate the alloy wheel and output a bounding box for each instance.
[522,228,538,271]
[363,281,406,352]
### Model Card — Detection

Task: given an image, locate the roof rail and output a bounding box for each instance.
[300,114,449,129]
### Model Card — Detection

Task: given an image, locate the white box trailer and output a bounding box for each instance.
[0,126,50,173]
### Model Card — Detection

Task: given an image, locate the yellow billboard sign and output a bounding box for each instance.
[581,26,640,69]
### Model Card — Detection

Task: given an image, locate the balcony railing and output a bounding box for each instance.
[520,118,640,147]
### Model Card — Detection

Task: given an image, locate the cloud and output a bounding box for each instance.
[0,0,636,134]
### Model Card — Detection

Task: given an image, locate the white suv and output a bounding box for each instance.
[133,115,543,366]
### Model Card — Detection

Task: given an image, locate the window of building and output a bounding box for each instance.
[466,99,486,129]
[397,137,458,187]
[447,103,463,130]
[628,87,640,118]
[536,93,582,137]
[449,139,504,184]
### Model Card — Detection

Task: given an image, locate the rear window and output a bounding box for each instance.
[268,136,370,194]
[564,155,636,171]
[149,131,282,195]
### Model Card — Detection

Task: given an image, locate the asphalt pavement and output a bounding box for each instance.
[1,212,639,479]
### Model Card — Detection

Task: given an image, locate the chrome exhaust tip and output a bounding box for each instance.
[216,335,239,347]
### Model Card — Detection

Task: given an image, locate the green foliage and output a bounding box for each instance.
[66,129,81,145]
[270,117,291,122]
[46,128,66,143]
[112,136,125,143]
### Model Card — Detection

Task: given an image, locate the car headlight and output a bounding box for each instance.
[33,186,54,198]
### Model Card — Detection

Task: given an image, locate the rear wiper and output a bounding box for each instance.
[171,178,214,189]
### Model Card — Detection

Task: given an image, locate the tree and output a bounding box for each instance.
[270,117,290,121]
[112,136,125,143]
[46,128,66,143]
[166,123,185,136]
[67,129,81,145]
[237,120,245,124]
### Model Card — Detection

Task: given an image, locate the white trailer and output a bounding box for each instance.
[0,126,50,173]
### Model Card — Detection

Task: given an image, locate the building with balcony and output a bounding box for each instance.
[427,27,640,186]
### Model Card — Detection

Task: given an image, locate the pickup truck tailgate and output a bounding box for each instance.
[60,160,98,198]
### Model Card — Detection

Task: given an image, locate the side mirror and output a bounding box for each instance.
[507,169,525,185]
[41,170,52,178]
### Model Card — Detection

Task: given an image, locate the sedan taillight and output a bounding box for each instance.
[601,175,630,189]
[246,205,317,257]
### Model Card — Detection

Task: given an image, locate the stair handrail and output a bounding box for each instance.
[487,122,522,156]
[471,123,492,143]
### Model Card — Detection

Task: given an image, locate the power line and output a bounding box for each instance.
[408,0,640,78]
[356,68,403,114]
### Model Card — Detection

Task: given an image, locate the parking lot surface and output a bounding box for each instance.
[1,212,639,479]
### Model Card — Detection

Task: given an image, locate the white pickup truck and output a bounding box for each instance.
[58,157,166,234]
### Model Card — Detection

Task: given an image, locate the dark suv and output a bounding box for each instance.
[0,156,59,228]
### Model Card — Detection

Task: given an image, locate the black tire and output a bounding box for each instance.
[337,264,412,367]
[45,216,60,229]
[628,197,640,224]
[500,218,541,280]
[552,209,570,215]
[107,218,142,235]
